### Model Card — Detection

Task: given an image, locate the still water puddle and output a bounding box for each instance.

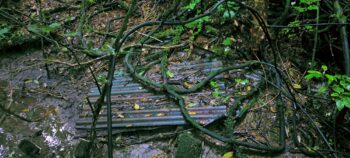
[0,80,75,157]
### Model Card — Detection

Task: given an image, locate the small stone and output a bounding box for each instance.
[18,139,41,157]
[74,138,90,158]
[175,132,202,158]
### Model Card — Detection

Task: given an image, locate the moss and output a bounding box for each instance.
[175,132,202,158]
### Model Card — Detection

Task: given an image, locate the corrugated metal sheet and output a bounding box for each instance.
[76,60,229,136]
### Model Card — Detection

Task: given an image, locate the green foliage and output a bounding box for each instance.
[283,0,319,37]
[205,25,218,34]
[210,81,229,101]
[212,46,232,58]
[210,81,221,97]
[97,74,108,85]
[87,0,96,4]
[185,16,209,35]
[234,78,251,95]
[64,16,76,22]
[154,26,184,44]
[166,70,174,78]
[235,78,249,85]
[218,1,240,19]
[101,43,116,55]
[64,31,79,37]
[85,39,116,56]
[183,0,201,10]
[212,37,236,58]
[0,27,10,40]
[222,37,232,46]
[305,65,350,111]
[292,0,319,13]
[27,22,61,34]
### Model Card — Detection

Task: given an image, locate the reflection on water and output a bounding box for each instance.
[43,121,62,148]
[0,80,76,157]
[0,145,8,157]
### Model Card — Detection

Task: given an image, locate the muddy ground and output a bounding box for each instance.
[0,49,88,157]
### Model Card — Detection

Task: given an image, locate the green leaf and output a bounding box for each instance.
[213,90,220,97]
[308,70,322,74]
[87,0,96,4]
[0,27,10,39]
[321,65,328,71]
[340,80,350,90]
[304,74,315,79]
[288,20,301,27]
[138,70,145,76]
[41,26,52,33]
[342,92,350,96]
[27,24,41,33]
[305,70,322,79]
[318,85,327,93]
[183,0,200,10]
[64,31,78,37]
[102,44,115,55]
[305,25,313,31]
[188,102,197,107]
[307,5,318,10]
[88,48,103,56]
[325,74,336,84]
[166,70,174,78]
[65,16,76,22]
[342,97,350,108]
[331,93,339,97]
[336,100,345,111]
[223,38,232,46]
[185,16,209,29]
[49,22,61,30]
[300,0,318,5]
[206,25,218,34]
[332,85,344,93]
[223,11,236,18]
[210,81,217,87]
[97,75,108,85]
[293,6,306,13]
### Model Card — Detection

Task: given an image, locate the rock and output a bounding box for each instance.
[175,132,202,158]
[129,144,165,158]
[74,138,90,158]
[114,144,166,158]
[18,139,41,157]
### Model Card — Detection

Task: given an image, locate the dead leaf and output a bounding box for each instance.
[223,151,234,158]
[22,108,29,113]
[189,111,196,115]
[144,114,152,117]
[156,113,165,117]
[141,98,148,102]
[223,73,230,79]
[187,103,197,107]
[246,85,251,91]
[117,113,125,118]
[292,83,301,89]
[184,82,193,89]
[134,103,140,110]
[270,106,277,113]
